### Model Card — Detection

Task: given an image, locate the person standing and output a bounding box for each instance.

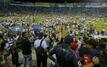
[34,33,48,67]
[48,35,79,67]
[77,37,83,50]
[0,34,5,66]
[10,43,19,67]
[20,32,32,67]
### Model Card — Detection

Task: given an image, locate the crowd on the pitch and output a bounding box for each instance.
[0,15,107,67]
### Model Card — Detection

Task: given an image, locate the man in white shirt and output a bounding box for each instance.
[34,33,48,67]
[34,39,48,49]
[77,38,83,50]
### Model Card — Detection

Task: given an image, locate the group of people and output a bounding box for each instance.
[0,13,107,67]
[0,29,103,67]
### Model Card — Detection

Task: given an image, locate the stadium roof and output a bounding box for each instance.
[1,0,107,3]
[12,0,107,3]
[10,3,107,7]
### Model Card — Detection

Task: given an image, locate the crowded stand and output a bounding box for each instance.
[0,2,107,67]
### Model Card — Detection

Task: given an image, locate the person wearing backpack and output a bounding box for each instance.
[34,33,48,67]
[48,35,79,67]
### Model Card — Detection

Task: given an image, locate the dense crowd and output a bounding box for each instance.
[0,14,107,67]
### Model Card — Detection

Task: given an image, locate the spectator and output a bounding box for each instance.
[48,35,79,67]
[71,37,78,51]
[80,44,94,67]
[20,32,32,67]
[34,33,48,67]
[0,34,5,66]
[10,42,19,67]
[77,37,83,50]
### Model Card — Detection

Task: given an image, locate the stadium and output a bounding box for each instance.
[0,0,107,67]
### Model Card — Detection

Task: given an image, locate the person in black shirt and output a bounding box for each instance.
[10,43,19,67]
[0,34,5,66]
[20,32,32,67]
[48,35,78,67]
